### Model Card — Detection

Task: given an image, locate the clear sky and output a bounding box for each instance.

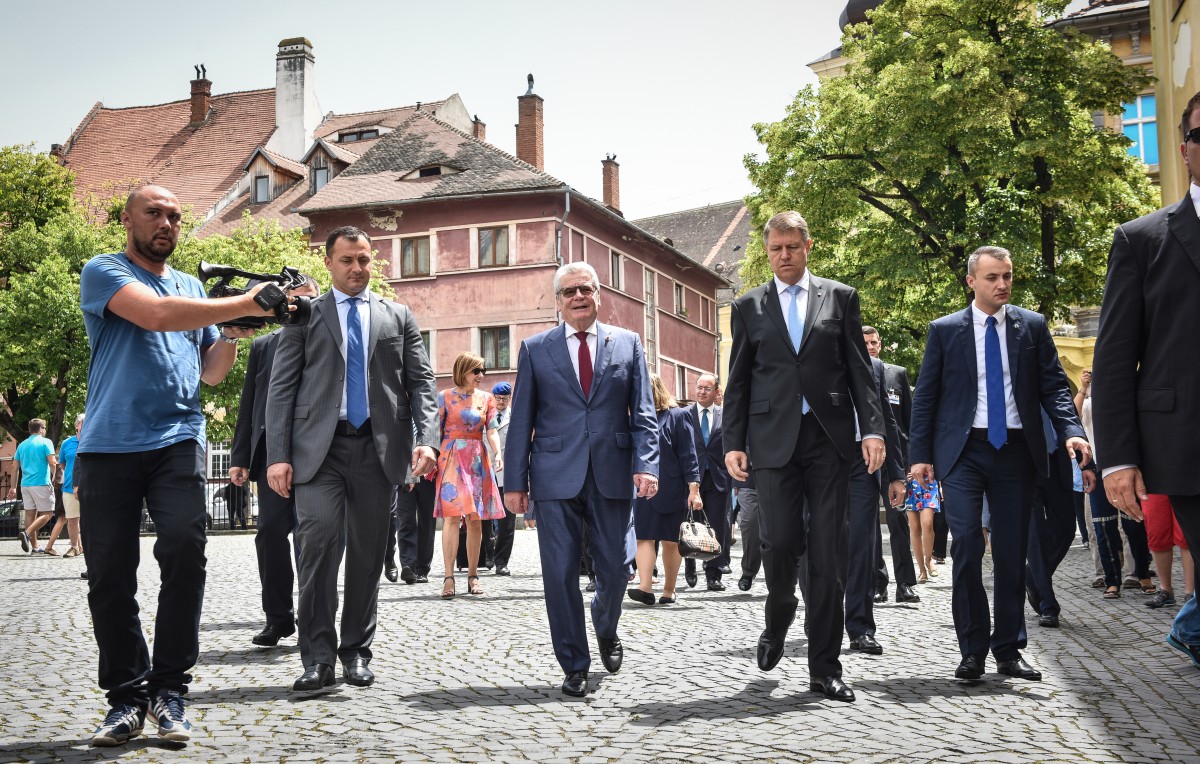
[0,0,848,219]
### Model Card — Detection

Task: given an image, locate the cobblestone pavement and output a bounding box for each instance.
[2,526,1198,763]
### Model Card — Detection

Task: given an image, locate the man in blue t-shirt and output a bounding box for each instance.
[10,418,57,554]
[77,185,275,748]
[56,412,85,559]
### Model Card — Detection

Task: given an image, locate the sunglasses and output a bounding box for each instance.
[1187,127,1200,144]
[472,368,485,375]
[558,285,596,298]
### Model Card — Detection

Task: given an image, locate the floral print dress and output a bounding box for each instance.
[433,388,505,520]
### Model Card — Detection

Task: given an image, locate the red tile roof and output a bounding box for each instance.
[199,180,309,238]
[61,88,277,218]
[313,100,449,141]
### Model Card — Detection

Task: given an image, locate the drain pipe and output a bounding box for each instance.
[554,187,571,322]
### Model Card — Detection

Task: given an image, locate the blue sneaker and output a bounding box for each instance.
[149,691,193,742]
[91,703,145,747]
[1166,633,1200,670]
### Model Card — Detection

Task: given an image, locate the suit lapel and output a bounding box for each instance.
[959,306,977,381]
[1004,306,1021,383]
[366,292,385,363]
[548,326,587,402]
[1169,195,1200,277]
[590,324,614,400]
[761,281,794,356]
[800,276,826,352]
[316,292,343,356]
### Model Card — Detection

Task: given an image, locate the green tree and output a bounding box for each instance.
[743,0,1159,373]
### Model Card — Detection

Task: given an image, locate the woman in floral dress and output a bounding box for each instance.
[905,474,942,583]
[436,352,505,598]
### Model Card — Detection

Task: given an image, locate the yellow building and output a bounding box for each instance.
[1152,0,1200,203]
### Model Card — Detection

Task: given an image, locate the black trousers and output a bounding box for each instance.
[756,413,850,678]
[845,458,880,639]
[386,479,437,576]
[255,473,296,628]
[493,489,516,569]
[874,504,917,591]
[737,488,762,578]
[77,440,207,707]
[1025,454,1077,617]
[932,511,949,559]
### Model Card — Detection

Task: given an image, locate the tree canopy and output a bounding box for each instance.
[743,0,1159,372]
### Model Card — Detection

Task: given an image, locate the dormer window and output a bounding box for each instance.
[400,164,461,180]
[338,129,379,143]
[312,166,329,193]
[253,175,270,204]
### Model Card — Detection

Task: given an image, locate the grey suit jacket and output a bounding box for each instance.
[265,290,439,485]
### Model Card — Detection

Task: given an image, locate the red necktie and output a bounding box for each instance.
[575,331,592,397]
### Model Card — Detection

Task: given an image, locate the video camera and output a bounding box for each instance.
[199,262,313,329]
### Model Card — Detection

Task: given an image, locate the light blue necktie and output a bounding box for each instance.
[786,285,810,415]
[346,297,368,428]
[701,408,711,446]
[985,315,1006,450]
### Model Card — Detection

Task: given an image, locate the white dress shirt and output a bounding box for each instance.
[970,302,1021,429]
[333,287,371,421]
[774,272,811,331]
[564,321,598,385]
[1191,182,1200,218]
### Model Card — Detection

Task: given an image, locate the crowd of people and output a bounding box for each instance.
[7,89,1200,747]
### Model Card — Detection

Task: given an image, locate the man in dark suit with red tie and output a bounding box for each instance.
[1093,91,1200,668]
[909,246,1089,682]
[724,210,885,703]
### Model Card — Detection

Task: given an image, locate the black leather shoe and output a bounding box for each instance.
[585,579,596,592]
[253,622,296,646]
[627,588,655,606]
[384,565,399,583]
[293,663,335,693]
[400,566,416,584]
[738,575,753,592]
[561,671,588,696]
[873,589,887,603]
[597,636,623,673]
[896,584,921,603]
[414,573,429,584]
[809,676,855,702]
[849,634,883,655]
[707,580,726,592]
[1038,613,1060,628]
[720,565,733,575]
[495,567,511,576]
[342,657,375,687]
[997,657,1041,681]
[955,654,986,680]
[757,631,785,671]
[685,567,698,589]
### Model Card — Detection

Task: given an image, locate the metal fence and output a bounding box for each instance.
[0,472,259,539]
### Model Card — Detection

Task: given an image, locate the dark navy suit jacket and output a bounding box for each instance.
[644,407,700,514]
[908,304,1085,480]
[689,403,729,493]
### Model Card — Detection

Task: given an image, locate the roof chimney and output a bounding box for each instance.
[472,114,487,142]
[189,66,211,127]
[515,74,544,170]
[266,37,321,160]
[602,155,620,213]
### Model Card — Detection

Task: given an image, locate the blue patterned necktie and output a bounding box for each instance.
[701,408,711,446]
[346,297,368,428]
[985,315,1006,450]
[786,285,810,414]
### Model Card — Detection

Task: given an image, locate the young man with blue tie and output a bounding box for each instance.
[908,246,1089,682]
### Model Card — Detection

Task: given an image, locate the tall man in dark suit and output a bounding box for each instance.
[909,246,1089,682]
[230,276,319,647]
[685,374,731,591]
[724,210,885,703]
[504,261,659,698]
[267,226,439,694]
[1093,91,1200,669]
[863,326,921,605]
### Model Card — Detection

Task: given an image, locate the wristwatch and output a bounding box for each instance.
[219,332,239,345]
